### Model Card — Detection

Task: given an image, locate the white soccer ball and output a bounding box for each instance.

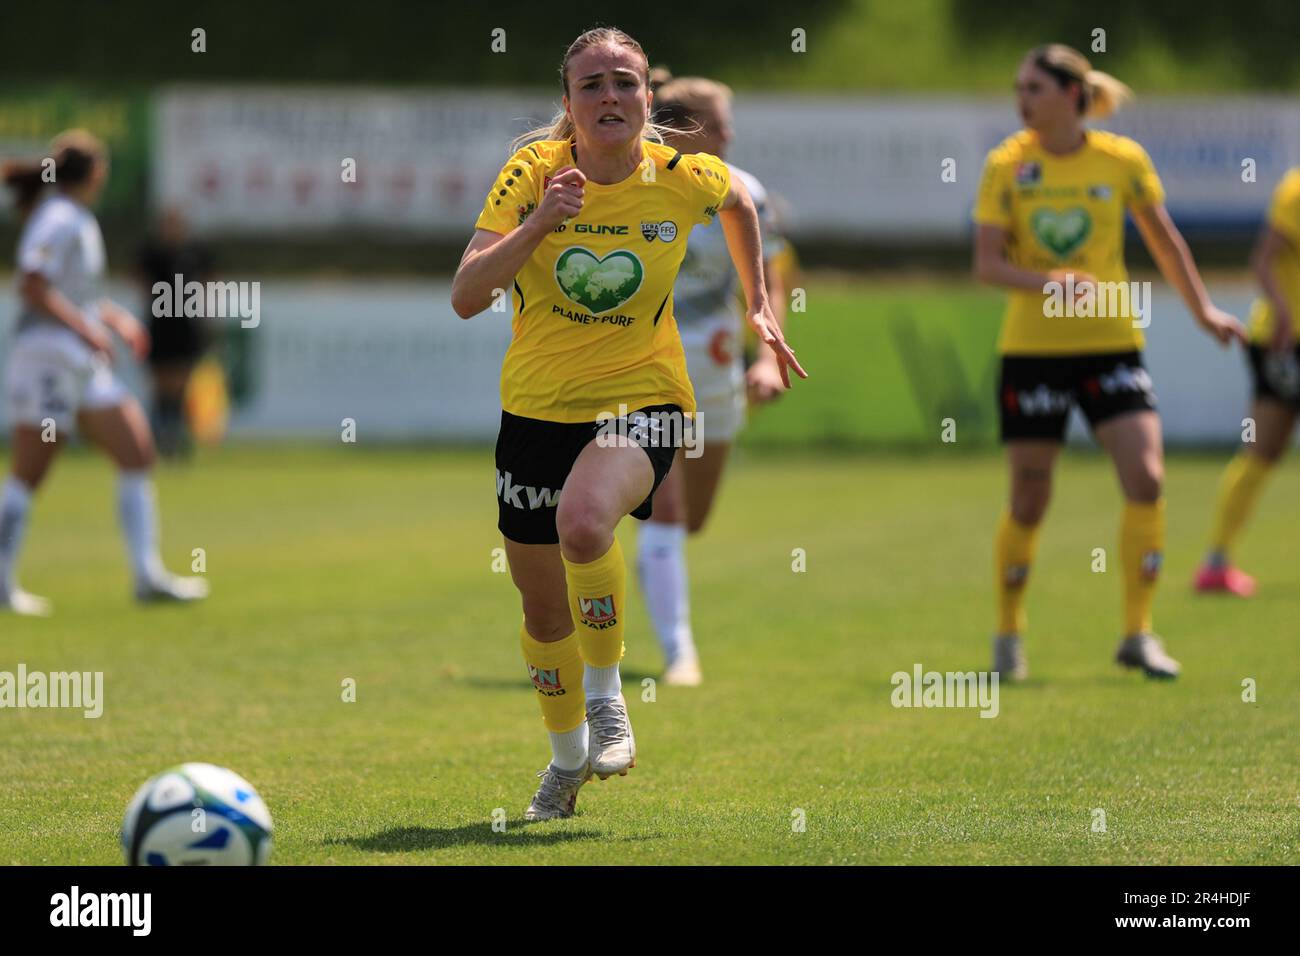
[121,763,273,866]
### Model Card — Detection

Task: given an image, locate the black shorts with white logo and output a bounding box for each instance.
[1247,344,1300,409]
[494,404,682,545]
[998,350,1157,442]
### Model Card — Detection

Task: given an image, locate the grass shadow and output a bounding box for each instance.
[327,821,605,853]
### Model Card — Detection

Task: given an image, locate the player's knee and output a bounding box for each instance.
[555,504,611,559]
[1010,479,1051,525]
[521,599,573,642]
[1128,462,1163,502]
[1011,498,1048,526]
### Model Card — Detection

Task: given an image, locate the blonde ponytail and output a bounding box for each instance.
[1027,44,1134,119]
[1082,69,1133,119]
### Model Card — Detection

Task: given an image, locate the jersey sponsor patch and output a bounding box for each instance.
[1030,207,1092,258]
[554,247,644,314]
[1015,161,1042,186]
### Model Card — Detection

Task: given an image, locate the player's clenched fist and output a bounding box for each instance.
[532,166,586,231]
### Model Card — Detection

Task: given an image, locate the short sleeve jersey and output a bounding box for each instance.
[474,138,731,423]
[15,193,106,333]
[1247,168,1300,344]
[973,129,1165,356]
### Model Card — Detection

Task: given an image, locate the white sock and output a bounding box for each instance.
[0,476,34,592]
[636,521,697,666]
[117,470,165,585]
[584,663,621,701]
[549,721,589,772]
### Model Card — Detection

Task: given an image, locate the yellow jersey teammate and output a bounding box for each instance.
[973,43,1243,682]
[451,26,806,822]
[1194,168,1300,596]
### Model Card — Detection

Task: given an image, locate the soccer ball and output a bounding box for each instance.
[121,763,273,866]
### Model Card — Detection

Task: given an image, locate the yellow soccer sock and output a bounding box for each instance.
[1208,453,1273,557]
[1121,499,1166,635]
[519,623,585,733]
[563,536,626,668]
[995,510,1041,635]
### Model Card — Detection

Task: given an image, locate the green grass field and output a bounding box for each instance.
[1,442,1297,865]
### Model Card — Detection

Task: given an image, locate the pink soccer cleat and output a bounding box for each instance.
[1193,563,1257,597]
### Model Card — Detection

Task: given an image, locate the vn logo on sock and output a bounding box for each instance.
[528,664,565,696]
[1141,551,1163,582]
[1004,565,1029,589]
[579,594,617,629]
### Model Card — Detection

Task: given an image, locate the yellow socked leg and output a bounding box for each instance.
[519,623,585,732]
[1121,498,1166,635]
[995,509,1041,635]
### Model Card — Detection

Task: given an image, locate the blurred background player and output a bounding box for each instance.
[972,45,1244,680]
[135,205,215,459]
[451,28,803,820]
[636,72,789,686]
[1194,167,1300,596]
[0,130,210,614]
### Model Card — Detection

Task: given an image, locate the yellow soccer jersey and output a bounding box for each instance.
[973,129,1165,355]
[474,138,731,423]
[1247,168,1300,345]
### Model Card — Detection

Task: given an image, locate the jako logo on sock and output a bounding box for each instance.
[579,595,617,628]
[527,665,564,696]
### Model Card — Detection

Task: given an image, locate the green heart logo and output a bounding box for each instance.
[555,247,644,314]
[1031,207,1092,258]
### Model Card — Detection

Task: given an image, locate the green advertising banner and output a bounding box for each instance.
[0,87,150,222]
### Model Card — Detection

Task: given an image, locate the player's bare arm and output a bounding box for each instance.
[1130,202,1245,346]
[719,177,807,386]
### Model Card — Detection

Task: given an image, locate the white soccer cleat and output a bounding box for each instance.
[992,633,1028,681]
[1115,633,1180,679]
[587,694,636,779]
[0,586,52,617]
[663,656,703,687]
[135,573,210,604]
[523,762,592,821]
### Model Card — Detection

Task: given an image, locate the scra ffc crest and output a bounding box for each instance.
[640,220,678,242]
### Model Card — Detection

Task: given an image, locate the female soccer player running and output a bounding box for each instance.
[451,27,806,820]
[972,45,1244,680]
[1,130,209,614]
[1193,167,1300,596]
[634,75,789,687]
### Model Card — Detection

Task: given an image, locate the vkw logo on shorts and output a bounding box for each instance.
[579,595,617,629]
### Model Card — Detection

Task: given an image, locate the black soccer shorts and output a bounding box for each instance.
[494,403,682,545]
[1247,344,1300,409]
[998,351,1158,442]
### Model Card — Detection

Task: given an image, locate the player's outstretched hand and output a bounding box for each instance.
[1198,304,1247,347]
[747,302,807,389]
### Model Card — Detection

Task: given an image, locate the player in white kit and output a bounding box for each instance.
[1,130,209,614]
[637,77,790,685]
